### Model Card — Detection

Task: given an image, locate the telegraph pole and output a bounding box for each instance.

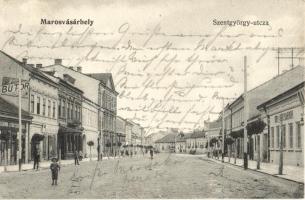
[18,77,22,171]
[243,56,248,170]
[221,98,225,162]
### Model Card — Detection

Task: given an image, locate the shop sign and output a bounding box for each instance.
[1,77,29,97]
[275,110,293,122]
[8,122,26,129]
[0,121,9,127]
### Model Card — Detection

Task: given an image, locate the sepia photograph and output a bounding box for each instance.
[0,0,304,199]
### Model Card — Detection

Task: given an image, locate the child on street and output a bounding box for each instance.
[50,157,60,186]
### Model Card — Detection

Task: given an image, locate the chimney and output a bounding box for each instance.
[76,66,82,72]
[22,58,27,65]
[28,64,34,68]
[54,59,62,65]
[36,64,43,68]
[69,66,74,70]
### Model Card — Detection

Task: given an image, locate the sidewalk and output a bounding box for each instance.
[0,155,136,174]
[209,156,304,183]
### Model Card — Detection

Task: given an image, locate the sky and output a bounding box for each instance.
[0,0,304,135]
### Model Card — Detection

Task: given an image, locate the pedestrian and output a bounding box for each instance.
[50,157,60,186]
[149,148,154,160]
[33,147,40,170]
[74,150,80,165]
[79,151,83,161]
[100,151,103,161]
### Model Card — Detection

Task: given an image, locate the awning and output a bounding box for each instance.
[58,126,82,134]
[32,133,45,141]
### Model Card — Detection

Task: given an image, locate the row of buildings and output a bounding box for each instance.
[0,51,144,166]
[154,128,207,154]
[154,65,304,167]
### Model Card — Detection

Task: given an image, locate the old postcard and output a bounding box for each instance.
[0,0,304,199]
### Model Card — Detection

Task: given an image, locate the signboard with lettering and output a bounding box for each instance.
[275,110,294,123]
[1,77,29,98]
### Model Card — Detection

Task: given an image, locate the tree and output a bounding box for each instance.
[87,141,94,161]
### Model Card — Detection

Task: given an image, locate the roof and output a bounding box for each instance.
[204,118,222,130]
[176,132,192,142]
[228,65,304,119]
[257,82,304,109]
[86,73,111,85]
[205,128,221,137]
[0,96,32,121]
[0,51,58,87]
[190,131,206,138]
[86,73,118,94]
[154,133,176,143]
[43,71,83,94]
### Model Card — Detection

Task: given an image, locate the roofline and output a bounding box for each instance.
[0,51,59,87]
[257,81,304,110]
[225,65,304,111]
[44,64,119,95]
[59,78,83,94]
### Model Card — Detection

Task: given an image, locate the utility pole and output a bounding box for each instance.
[277,48,280,75]
[279,117,283,175]
[243,56,248,170]
[18,77,22,171]
[222,98,225,162]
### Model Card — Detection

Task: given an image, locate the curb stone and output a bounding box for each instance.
[208,157,304,185]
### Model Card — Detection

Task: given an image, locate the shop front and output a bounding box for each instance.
[58,126,82,160]
[0,97,32,166]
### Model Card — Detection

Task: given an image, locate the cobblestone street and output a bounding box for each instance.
[0,154,303,199]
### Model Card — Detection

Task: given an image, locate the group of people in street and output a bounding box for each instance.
[31,146,155,186]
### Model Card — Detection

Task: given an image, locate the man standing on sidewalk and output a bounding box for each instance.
[33,147,40,170]
[74,151,80,165]
[150,148,154,160]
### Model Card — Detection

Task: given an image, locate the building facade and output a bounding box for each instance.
[41,61,101,157]
[82,97,99,158]
[186,130,207,154]
[221,65,304,166]
[56,76,83,160]
[0,51,59,163]
[258,82,304,166]
[86,73,118,156]
[116,116,126,155]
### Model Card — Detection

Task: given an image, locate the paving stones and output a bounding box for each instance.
[0,154,303,198]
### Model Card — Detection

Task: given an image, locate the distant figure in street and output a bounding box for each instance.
[100,151,103,161]
[79,151,83,161]
[149,148,154,160]
[97,145,100,161]
[50,157,60,186]
[33,147,40,170]
[74,151,80,165]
